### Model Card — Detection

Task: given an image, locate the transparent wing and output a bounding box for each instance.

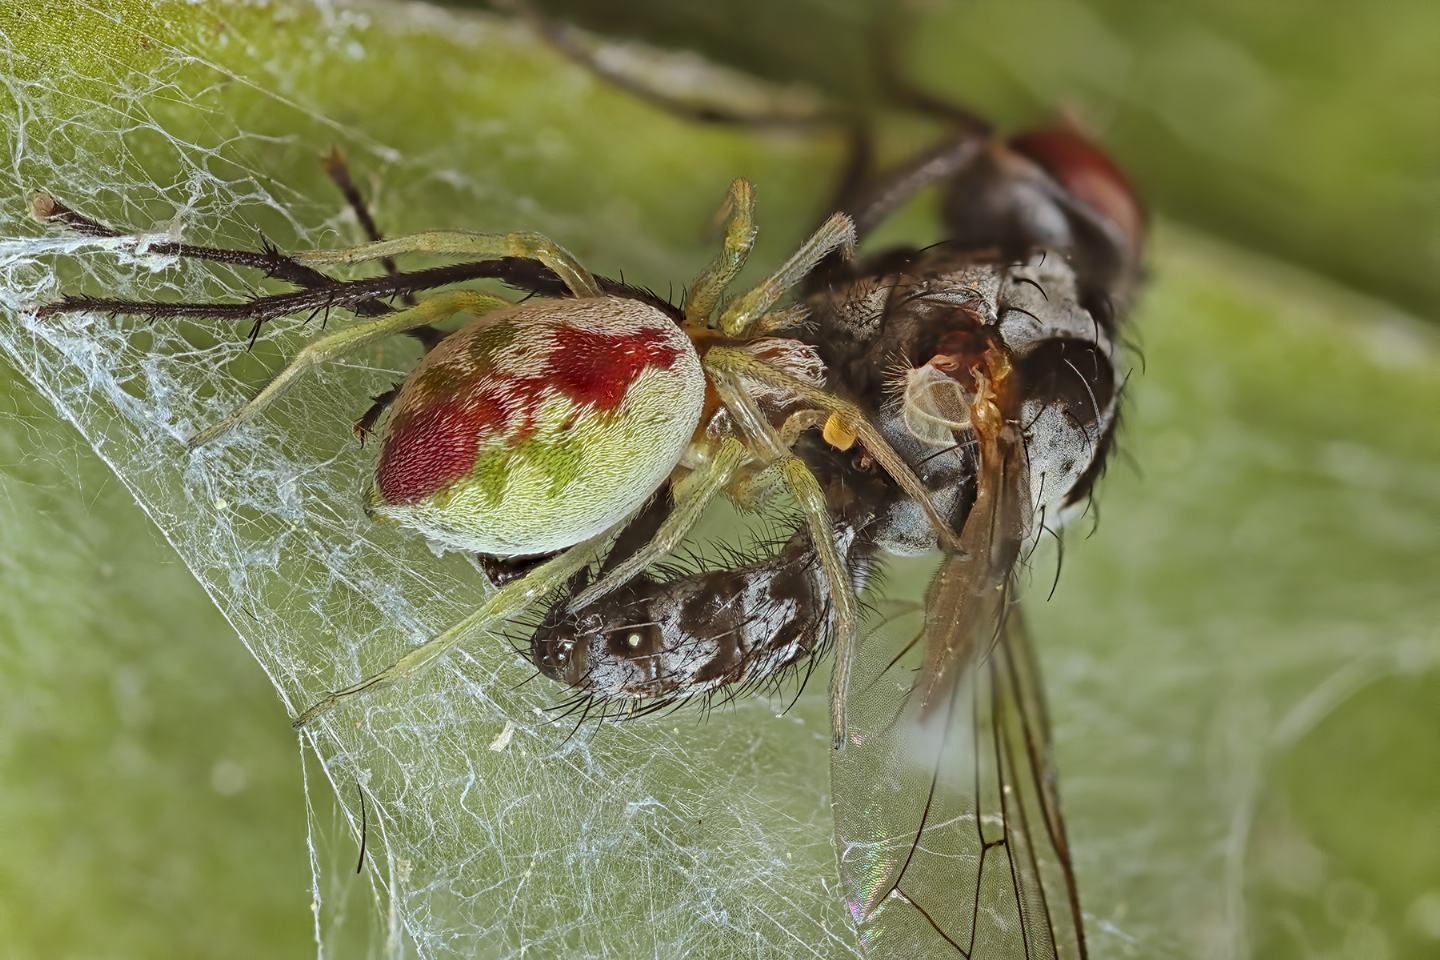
[832,426,1087,959]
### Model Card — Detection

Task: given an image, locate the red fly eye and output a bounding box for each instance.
[1009,125,1146,259]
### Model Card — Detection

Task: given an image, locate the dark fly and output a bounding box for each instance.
[522,69,1143,958]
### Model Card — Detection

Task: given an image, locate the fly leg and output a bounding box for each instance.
[839,131,990,239]
[296,230,601,299]
[320,148,448,440]
[500,0,838,129]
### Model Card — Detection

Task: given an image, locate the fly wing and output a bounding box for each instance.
[832,424,1087,959]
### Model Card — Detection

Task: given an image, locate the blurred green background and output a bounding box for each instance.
[0,1,1437,958]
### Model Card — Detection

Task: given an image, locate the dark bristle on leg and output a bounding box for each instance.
[28,190,391,319]
[321,146,423,316]
[31,233,681,328]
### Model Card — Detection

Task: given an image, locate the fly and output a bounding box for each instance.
[518,13,1144,956]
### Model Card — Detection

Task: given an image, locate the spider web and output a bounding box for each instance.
[0,4,870,957]
[3,2,1438,959]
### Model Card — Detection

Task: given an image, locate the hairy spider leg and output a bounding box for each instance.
[717,213,855,337]
[186,290,509,449]
[292,529,613,729]
[708,371,859,750]
[782,457,856,750]
[745,303,811,338]
[703,346,964,554]
[722,409,834,508]
[296,230,601,299]
[683,178,757,326]
[566,436,749,611]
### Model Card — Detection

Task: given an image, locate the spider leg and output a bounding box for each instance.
[717,213,855,337]
[745,303,811,338]
[296,230,601,299]
[36,259,665,329]
[727,409,836,510]
[683,179,757,326]
[708,371,860,750]
[292,529,613,730]
[704,346,963,552]
[565,436,749,611]
[187,290,509,449]
[724,409,832,508]
[781,456,859,750]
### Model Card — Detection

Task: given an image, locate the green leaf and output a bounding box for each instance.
[1,2,1436,958]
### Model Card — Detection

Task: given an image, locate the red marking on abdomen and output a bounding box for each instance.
[375,392,507,506]
[375,324,682,506]
[546,324,680,410]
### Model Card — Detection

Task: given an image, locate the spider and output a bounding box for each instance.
[33,175,962,740]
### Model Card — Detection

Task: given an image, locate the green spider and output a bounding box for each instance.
[35,178,959,741]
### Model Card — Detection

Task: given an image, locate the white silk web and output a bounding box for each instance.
[0,6,865,957]
[3,2,1436,959]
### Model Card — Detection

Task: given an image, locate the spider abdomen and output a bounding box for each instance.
[369,296,704,557]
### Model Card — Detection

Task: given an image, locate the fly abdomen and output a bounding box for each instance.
[529,524,853,708]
